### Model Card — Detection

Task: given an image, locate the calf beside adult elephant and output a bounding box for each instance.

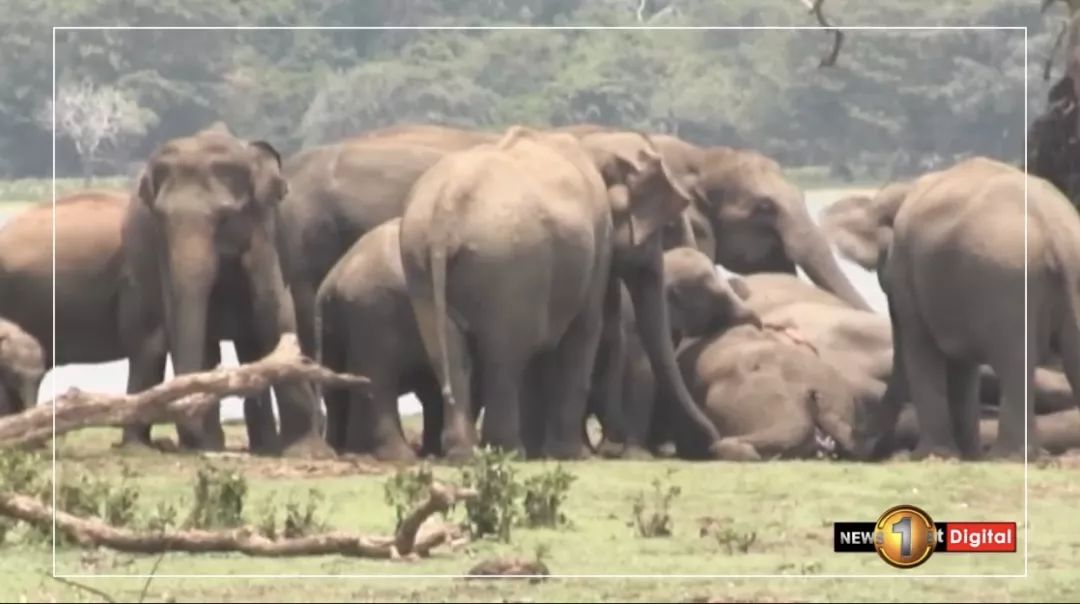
[401,126,725,460]
[823,157,1080,461]
[122,123,325,456]
[0,317,45,416]
[316,219,444,461]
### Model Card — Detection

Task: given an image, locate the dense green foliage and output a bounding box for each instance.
[0,0,1065,184]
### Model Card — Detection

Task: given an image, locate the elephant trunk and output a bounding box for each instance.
[783,206,873,312]
[19,379,40,411]
[625,250,723,449]
[162,219,221,449]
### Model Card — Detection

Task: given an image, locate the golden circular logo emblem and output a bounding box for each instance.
[873,505,937,569]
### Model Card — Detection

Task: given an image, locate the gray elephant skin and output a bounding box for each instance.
[0,316,45,415]
[315,218,444,461]
[400,126,724,460]
[822,157,1080,461]
[123,123,324,456]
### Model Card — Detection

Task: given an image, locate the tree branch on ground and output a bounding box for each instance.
[1,482,476,559]
[0,334,369,449]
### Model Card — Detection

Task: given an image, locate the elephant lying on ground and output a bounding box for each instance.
[401,126,723,459]
[0,317,45,416]
[124,122,324,456]
[669,321,857,461]
[316,219,443,461]
[590,247,763,458]
[822,157,1080,460]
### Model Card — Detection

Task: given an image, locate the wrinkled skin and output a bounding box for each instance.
[124,123,324,457]
[280,141,449,357]
[555,125,872,311]
[316,219,444,461]
[0,191,168,431]
[401,126,723,460]
[668,323,858,461]
[590,247,762,459]
[822,157,1080,461]
[0,317,45,415]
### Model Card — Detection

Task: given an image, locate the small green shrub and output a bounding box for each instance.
[631,470,681,538]
[185,463,247,530]
[459,447,523,543]
[522,464,577,529]
[383,463,435,531]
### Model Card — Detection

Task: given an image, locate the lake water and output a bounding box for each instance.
[0,188,888,420]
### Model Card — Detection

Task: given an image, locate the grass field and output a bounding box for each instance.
[0,420,1075,603]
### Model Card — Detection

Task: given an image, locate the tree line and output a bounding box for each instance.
[0,0,1066,184]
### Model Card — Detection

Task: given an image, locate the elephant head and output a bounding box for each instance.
[662,247,762,339]
[134,124,290,447]
[650,135,873,313]
[0,318,45,414]
[578,131,729,450]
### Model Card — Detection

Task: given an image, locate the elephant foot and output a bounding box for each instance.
[621,445,654,461]
[544,439,589,461]
[112,437,158,454]
[281,434,337,460]
[708,438,762,462]
[595,438,625,459]
[652,442,677,458]
[911,443,961,462]
[444,443,476,464]
[986,444,1045,463]
[373,439,420,464]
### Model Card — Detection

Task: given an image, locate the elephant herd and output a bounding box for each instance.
[1,120,1078,464]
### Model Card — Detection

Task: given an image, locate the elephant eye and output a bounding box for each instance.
[752,196,777,217]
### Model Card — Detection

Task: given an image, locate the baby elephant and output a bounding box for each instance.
[316,219,443,462]
[0,317,45,415]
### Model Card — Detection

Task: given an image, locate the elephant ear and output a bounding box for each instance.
[248,140,288,206]
[623,148,694,248]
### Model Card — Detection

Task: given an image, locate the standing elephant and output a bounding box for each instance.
[0,317,45,416]
[316,219,443,461]
[401,126,724,460]
[822,157,1080,460]
[123,123,325,456]
[555,125,872,312]
[280,129,496,358]
[0,191,169,430]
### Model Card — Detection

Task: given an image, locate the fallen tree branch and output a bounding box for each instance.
[0,482,476,559]
[0,334,370,449]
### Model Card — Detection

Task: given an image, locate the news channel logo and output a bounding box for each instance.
[833,504,1017,569]
[873,505,937,568]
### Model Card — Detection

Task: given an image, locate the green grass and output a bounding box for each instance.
[0,176,128,204]
[0,425,1074,602]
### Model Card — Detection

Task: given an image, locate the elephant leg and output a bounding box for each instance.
[986,335,1037,461]
[520,356,552,459]
[414,373,445,458]
[319,326,348,452]
[344,358,415,462]
[189,341,226,451]
[897,320,960,460]
[623,352,657,460]
[594,282,628,457]
[476,335,527,457]
[947,359,982,460]
[235,335,280,455]
[120,349,166,447]
[543,310,603,461]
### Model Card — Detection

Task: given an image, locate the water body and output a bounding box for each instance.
[0,188,888,420]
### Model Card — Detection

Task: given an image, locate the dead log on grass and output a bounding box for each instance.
[0,482,475,559]
[0,334,370,449]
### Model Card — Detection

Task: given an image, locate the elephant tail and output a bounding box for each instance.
[431,240,457,408]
